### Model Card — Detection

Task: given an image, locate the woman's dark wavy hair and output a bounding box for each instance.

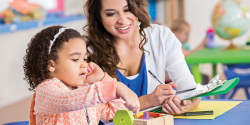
[23,26,84,91]
[83,0,151,79]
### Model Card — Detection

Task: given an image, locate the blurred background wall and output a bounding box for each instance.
[152,0,250,79]
[154,0,250,48]
[185,0,250,48]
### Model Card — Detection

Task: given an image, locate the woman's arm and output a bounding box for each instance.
[162,26,200,114]
[163,46,201,114]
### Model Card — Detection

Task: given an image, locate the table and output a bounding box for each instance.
[175,100,250,125]
[185,47,250,84]
[4,100,249,125]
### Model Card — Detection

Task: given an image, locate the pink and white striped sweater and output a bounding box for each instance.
[29,73,127,125]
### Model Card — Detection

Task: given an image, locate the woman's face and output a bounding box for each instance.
[100,0,139,40]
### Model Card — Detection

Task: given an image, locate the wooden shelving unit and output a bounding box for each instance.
[164,0,185,26]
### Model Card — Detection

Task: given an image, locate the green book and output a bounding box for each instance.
[151,77,239,113]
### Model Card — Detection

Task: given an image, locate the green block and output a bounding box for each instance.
[113,110,134,125]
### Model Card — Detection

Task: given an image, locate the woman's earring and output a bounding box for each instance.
[50,67,55,72]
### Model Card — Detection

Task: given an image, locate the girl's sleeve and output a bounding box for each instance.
[98,99,127,120]
[34,73,118,115]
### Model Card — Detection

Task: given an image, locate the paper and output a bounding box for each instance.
[179,74,224,100]
[141,77,239,114]
[174,101,242,119]
[192,77,239,98]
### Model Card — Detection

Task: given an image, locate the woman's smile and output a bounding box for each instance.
[117,24,131,33]
[100,0,138,40]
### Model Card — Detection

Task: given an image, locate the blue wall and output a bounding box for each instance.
[148,0,157,22]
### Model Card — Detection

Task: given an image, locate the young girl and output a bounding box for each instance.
[170,18,207,56]
[23,26,140,125]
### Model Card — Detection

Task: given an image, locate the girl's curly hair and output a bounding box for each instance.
[23,26,84,91]
[83,0,151,79]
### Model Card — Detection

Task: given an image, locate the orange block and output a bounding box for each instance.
[146,112,164,118]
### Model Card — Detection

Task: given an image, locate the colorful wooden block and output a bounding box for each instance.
[134,114,174,125]
[113,110,134,125]
[142,112,152,120]
[113,110,174,125]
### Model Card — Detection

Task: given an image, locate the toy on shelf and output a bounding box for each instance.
[206,28,216,48]
[0,0,46,24]
[112,110,174,125]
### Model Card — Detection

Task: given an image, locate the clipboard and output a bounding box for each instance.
[143,77,239,113]
[177,75,239,101]
[188,77,239,99]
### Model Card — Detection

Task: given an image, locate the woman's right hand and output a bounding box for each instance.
[148,82,177,107]
[115,81,140,116]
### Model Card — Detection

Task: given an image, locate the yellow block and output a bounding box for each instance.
[134,112,144,118]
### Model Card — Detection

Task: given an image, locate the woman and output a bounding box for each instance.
[83,0,200,115]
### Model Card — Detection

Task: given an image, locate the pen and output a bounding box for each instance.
[148,70,196,94]
[148,70,164,84]
[175,88,196,95]
[175,110,214,116]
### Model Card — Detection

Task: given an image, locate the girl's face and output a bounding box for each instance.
[99,0,139,40]
[174,25,190,43]
[50,38,88,89]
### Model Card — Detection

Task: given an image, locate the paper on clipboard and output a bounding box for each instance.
[177,74,225,100]
[142,76,239,114]
[139,74,223,113]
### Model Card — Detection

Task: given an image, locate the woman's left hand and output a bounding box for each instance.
[161,96,192,115]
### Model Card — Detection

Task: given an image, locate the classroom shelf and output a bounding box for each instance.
[0,12,85,34]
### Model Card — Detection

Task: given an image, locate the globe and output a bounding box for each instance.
[211,0,250,50]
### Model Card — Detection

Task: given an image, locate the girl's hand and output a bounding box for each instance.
[161,96,192,115]
[84,62,105,83]
[198,37,208,49]
[115,81,140,116]
[148,82,177,107]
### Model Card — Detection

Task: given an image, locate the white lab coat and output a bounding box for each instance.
[143,24,197,94]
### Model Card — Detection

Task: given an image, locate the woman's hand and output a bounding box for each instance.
[84,62,105,83]
[162,96,201,115]
[148,82,177,107]
[115,81,140,116]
